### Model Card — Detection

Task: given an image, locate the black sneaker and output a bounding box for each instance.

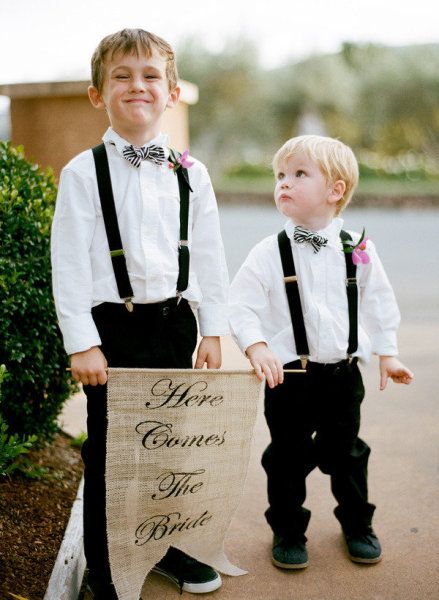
[343,527,382,563]
[271,534,308,569]
[152,547,222,594]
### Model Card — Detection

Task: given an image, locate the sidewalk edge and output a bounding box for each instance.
[44,476,85,600]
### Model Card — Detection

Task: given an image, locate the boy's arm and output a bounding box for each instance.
[358,239,413,388]
[358,238,400,357]
[190,164,229,367]
[51,166,102,358]
[230,244,283,387]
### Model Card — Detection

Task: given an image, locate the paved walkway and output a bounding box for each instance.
[60,324,439,600]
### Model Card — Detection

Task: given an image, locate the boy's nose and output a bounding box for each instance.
[130,78,146,92]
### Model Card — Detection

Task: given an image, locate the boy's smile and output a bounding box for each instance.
[274,154,344,230]
[88,49,180,146]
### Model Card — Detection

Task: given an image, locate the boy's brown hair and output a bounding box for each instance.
[91,28,178,93]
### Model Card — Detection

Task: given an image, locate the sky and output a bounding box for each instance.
[1,0,438,86]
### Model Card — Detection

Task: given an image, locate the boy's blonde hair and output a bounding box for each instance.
[91,28,178,93]
[272,135,359,214]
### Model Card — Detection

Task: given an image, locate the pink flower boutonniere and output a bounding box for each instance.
[168,149,194,172]
[342,228,370,265]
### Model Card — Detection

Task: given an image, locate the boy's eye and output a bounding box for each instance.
[276,172,285,180]
[295,170,306,177]
[115,74,129,79]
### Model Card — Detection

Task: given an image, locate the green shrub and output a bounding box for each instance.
[0,364,43,478]
[0,142,76,439]
[225,162,273,179]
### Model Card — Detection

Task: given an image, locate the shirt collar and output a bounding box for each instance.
[285,217,344,246]
[102,127,169,157]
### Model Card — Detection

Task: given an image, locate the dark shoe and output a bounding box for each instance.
[271,534,308,569]
[343,528,382,563]
[152,547,222,594]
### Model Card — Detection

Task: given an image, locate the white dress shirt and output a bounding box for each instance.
[51,128,229,355]
[229,218,401,365]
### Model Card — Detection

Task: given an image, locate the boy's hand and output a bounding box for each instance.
[70,346,108,386]
[195,336,221,369]
[246,342,284,389]
[379,356,414,391]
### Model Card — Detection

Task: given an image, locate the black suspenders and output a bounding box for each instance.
[92,144,134,311]
[91,143,191,311]
[340,229,359,357]
[277,229,358,369]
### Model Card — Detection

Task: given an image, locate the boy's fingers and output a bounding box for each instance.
[194,351,206,369]
[71,369,80,384]
[380,371,388,391]
[276,360,284,384]
[206,357,219,369]
[253,363,265,382]
[97,370,108,385]
[88,374,98,387]
[262,364,275,389]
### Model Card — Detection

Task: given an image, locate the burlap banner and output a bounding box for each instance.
[106,368,262,600]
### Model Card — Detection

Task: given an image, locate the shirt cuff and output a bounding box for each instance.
[234,329,268,355]
[371,330,398,356]
[59,313,102,355]
[197,303,230,337]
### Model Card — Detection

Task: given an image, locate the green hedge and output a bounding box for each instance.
[0,142,76,439]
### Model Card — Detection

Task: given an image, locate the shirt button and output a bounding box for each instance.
[162,306,170,317]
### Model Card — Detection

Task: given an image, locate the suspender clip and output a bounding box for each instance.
[110,249,125,257]
[346,276,357,286]
[124,297,134,312]
[299,355,308,370]
[347,354,353,364]
[284,275,298,283]
[179,240,189,248]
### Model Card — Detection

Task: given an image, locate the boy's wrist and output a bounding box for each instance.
[246,341,267,357]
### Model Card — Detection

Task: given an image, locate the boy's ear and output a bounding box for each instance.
[88,85,105,110]
[166,85,180,109]
[328,179,346,204]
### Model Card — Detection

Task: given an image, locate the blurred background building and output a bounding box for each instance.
[0,79,198,178]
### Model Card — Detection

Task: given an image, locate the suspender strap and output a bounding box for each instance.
[175,163,190,293]
[277,230,310,367]
[340,230,358,356]
[92,144,134,310]
[92,144,192,306]
[278,228,359,364]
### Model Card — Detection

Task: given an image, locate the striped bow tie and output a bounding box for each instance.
[122,144,166,168]
[293,226,328,253]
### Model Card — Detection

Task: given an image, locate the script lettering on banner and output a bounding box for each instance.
[105,368,261,600]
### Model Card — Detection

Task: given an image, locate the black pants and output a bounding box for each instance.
[262,359,375,540]
[81,298,197,581]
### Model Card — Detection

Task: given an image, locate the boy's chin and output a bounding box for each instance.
[276,206,296,220]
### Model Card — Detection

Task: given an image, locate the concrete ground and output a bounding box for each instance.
[60,321,439,600]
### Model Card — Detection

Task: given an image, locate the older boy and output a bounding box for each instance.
[229,135,413,570]
[51,29,228,598]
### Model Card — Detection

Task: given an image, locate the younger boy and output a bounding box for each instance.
[229,135,413,569]
[51,29,228,598]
